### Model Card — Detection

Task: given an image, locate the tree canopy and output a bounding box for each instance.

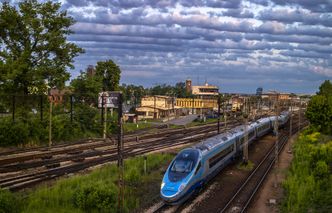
[0,0,84,94]
[95,60,121,92]
[306,80,332,135]
[317,80,332,97]
[71,60,121,104]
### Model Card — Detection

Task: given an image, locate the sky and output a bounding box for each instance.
[4,0,332,93]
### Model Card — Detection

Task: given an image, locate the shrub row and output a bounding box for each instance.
[0,104,107,147]
[282,128,332,213]
[7,153,173,213]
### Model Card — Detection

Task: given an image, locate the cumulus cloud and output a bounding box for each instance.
[59,0,332,93]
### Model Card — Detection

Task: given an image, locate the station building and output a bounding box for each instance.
[136,95,178,120]
[177,79,219,113]
[186,79,219,99]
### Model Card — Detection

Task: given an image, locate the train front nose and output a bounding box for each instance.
[161,182,178,200]
[161,181,186,203]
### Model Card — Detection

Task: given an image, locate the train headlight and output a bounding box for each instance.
[179,183,186,192]
[161,182,165,190]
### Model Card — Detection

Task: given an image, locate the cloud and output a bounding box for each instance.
[60,0,332,93]
[259,8,332,27]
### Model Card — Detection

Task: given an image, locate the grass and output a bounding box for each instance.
[123,122,152,133]
[237,160,255,171]
[1,153,175,213]
[186,117,221,127]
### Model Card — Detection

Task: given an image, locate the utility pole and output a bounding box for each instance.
[154,95,156,119]
[49,100,52,147]
[274,95,279,186]
[192,97,195,114]
[243,97,249,164]
[298,98,301,131]
[288,99,293,153]
[274,96,279,164]
[289,100,293,140]
[117,92,124,213]
[217,95,221,134]
[225,96,228,129]
[103,95,107,140]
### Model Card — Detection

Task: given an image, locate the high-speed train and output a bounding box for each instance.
[160,111,290,204]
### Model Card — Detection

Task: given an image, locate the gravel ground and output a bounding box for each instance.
[183,135,276,213]
[246,133,298,213]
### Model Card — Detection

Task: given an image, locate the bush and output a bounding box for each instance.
[73,182,118,212]
[0,189,20,213]
[125,167,141,184]
[0,103,104,147]
[74,104,102,134]
[0,118,29,146]
[282,130,332,213]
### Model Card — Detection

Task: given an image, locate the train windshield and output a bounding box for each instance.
[168,149,199,182]
[171,159,193,173]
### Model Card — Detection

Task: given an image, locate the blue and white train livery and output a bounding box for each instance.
[160,112,290,204]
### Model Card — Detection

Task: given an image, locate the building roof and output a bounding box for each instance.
[136,106,174,111]
[142,95,172,99]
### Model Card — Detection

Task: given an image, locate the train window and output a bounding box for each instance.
[240,137,244,145]
[248,130,255,139]
[171,159,193,173]
[194,162,201,175]
[209,145,234,168]
[168,149,199,182]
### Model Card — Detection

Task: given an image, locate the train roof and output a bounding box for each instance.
[192,112,289,156]
[193,122,256,154]
[256,117,271,125]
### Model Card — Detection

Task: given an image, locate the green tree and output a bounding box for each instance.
[70,69,102,104]
[0,0,84,95]
[306,80,332,135]
[174,81,192,98]
[120,84,146,105]
[95,60,121,92]
[317,80,332,98]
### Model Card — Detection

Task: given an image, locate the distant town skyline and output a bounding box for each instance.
[9,0,330,94]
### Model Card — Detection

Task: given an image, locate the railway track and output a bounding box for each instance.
[148,114,306,213]
[219,121,308,213]
[0,120,232,165]
[0,120,243,191]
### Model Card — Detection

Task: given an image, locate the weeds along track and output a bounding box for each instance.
[0,121,243,191]
[218,120,308,213]
[0,119,236,166]
[0,123,170,156]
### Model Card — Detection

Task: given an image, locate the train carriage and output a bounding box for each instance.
[160,112,290,204]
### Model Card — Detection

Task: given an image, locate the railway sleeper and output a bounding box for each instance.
[67,150,83,155]
[71,158,85,162]
[41,155,53,160]
[45,163,61,169]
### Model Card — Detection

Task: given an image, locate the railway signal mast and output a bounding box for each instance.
[218,95,221,134]
[298,98,301,131]
[273,95,279,186]
[99,91,124,212]
[117,92,124,213]
[289,100,293,144]
[243,97,249,164]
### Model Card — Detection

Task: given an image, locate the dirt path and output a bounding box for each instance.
[247,134,298,213]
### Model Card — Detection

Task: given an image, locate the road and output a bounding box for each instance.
[166,114,199,125]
